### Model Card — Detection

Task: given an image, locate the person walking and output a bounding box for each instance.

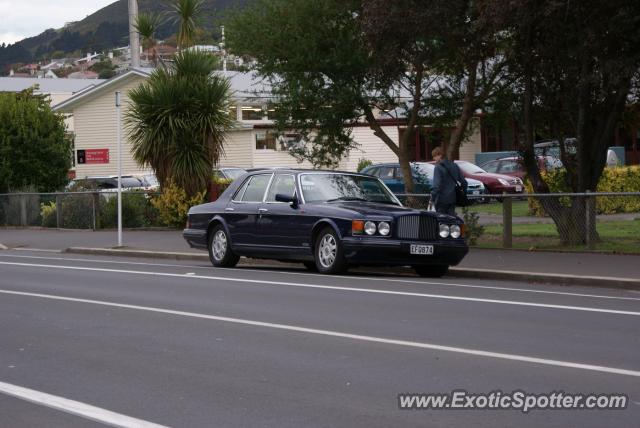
[430,147,467,216]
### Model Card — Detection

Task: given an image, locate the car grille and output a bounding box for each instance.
[509,178,522,185]
[396,215,439,240]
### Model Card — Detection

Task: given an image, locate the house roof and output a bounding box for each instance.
[0,77,106,94]
[53,68,154,112]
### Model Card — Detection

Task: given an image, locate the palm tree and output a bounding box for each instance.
[171,0,205,49]
[135,12,163,67]
[126,51,233,197]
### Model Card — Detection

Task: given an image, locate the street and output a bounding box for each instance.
[0,250,639,427]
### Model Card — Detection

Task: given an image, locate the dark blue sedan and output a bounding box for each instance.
[183,169,468,277]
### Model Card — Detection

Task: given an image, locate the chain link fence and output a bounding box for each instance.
[0,191,162,229]
[399,192,640,252]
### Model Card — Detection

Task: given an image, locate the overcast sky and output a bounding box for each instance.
[0,0,116,45]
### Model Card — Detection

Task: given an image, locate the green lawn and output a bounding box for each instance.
[469,200,532,217]
[477,219,640,253]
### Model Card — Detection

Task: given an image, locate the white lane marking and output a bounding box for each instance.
[1,253,639,302]
[1,289,639,378]
[1,261,639,317]
[0,380,168,428]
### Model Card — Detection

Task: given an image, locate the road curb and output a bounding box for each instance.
[63,247,640,290]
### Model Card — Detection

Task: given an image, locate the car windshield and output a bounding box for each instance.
[456,161,486,174]
[412,163,435,180]
[224,168,246,180]
[120,177,144,188]
[300,173,399,205]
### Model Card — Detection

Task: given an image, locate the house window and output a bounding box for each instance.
[242,106,264,121]
[256,131,277,150]
[267,108,277,120]
[278,133,305,151]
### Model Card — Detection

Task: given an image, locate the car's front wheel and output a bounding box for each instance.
[208,225,240,268]
[314,227,348,274]
[414,265,449,278]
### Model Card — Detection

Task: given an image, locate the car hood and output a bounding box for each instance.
[475,172,518,182]
[315,201,455,220]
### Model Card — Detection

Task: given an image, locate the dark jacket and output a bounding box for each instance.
[431,159,468,206]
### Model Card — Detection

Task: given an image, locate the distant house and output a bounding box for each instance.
[52,69,486,178]
[68,70,100,80]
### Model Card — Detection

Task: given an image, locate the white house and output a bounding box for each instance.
[52,69,483,178]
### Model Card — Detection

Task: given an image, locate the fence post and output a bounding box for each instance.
[502,192,512,249]
[19,194,27,226]
[56,194,62,228]
[92,192,101,230]
[585,190,595,250]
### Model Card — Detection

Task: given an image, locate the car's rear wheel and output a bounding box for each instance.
[208,225,240,268]
[414,265,449,278]
[314,227,348,274]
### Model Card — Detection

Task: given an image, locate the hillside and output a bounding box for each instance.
[0,0,250,72]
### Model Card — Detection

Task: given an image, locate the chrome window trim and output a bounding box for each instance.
[231,173,274,203]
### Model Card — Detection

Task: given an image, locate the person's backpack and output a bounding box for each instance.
[442,162,470,207]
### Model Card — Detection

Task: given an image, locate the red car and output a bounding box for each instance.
[454,160,524,195]
[480,156,563,181]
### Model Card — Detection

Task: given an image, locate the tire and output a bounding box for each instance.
[208,224,240,268]
[302,261,318,272]
[314,227,348,274]
[414,265,449,278]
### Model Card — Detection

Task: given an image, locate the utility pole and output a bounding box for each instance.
[128,0,140,68]
[115,91,123,247]
[220,25,227,72]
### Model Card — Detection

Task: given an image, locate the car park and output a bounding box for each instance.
[183,169,469,277]
[361,162,487,200]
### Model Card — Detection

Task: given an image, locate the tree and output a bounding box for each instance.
[227,0,504,192]
[485,0,640,244]
[171,0,206,49]
[89,59,117,79]
[135,12,163,67]
[126,50,233,197]
[0,89,71,193]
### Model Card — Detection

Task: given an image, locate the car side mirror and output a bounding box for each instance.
[275,193,299,207]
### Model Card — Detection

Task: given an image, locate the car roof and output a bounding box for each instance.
[246,168,370,176]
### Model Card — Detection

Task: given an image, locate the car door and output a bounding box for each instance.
[257,173,305,249]
[225,173,273,247]
[378,165,404,193]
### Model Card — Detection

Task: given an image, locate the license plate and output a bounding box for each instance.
[515,185,523,192]
[410,244,434,255]
[473,190,480,195]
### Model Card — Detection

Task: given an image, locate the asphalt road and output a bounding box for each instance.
[0,250,639,427]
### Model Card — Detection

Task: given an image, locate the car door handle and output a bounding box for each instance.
[225,207,235,212]
[258,208,268,213]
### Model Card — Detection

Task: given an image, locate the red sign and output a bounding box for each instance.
[84,149,110,164]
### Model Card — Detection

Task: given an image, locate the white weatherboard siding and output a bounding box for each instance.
[218,129,254,168]
[339,126,399,171]
[458,118,482,163]
[73,76,150,177]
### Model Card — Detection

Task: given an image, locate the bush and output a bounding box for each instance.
[58,193,95,229]
[151,183,205,228]
[462,207,484,245]
[357,158,373,172]
[40,201,57,227]
[99,193,148,228]
[526,166,640,215]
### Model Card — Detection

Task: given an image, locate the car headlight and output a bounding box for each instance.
[450,224,461,238]
[439,224,450,238]
[498,178,510,186]
[378,221,390,236]
[364,221,377,235]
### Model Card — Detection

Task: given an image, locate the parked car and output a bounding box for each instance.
[479,156,562,180]
[183,169,469,277]
[136,174,160,191]
[453,161,524,195]
[534,139,620,168]
[361,162,487,200]
[213,167,247,181]
[67,176,146,192]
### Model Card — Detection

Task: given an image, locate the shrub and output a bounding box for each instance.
[462,207,484,245]
[357,158,373,172]
[58,193,95,229]
[40,201,57,227]
[99,193,148,229]
[151,183,205,228]
[526,166,640,215]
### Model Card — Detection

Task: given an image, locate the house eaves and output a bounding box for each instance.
[53,68,154,113]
